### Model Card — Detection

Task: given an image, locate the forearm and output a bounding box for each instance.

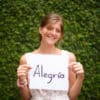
[69,78,84,100]
[18,86,31,100]
[17,79,31,100]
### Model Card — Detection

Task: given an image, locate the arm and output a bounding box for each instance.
[68,53,84,100]
[17,55,31,100]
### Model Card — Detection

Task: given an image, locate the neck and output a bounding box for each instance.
[37,42,60,54]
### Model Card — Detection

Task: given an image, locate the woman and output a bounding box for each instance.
[17,13,84,100]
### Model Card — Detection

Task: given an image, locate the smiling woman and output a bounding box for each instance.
[17,13,84,100]
[39,22,61,45]
[39,13,64,44]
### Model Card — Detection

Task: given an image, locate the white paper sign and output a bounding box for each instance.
[28,54,69,91]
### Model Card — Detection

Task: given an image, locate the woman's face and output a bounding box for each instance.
[39,22,62,45]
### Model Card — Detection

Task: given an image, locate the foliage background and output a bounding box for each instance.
[0,0,99,100]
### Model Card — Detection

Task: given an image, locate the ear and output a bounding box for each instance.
[39,27,42,34]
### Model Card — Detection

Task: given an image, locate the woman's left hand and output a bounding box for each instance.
[69,62,84,80]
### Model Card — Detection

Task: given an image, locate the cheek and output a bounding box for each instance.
[58,34,62,41]
[40,29,46,36]
[57,33,62,38]
[43,28,48,34]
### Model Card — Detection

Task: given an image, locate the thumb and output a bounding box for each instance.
[68,62,76,70]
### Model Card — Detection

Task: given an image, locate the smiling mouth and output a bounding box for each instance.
[46,34,56,40]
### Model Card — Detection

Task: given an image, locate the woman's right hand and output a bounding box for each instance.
[17,64,31,86]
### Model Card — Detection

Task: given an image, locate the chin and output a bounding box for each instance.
[47,42,55,45]
[46,41,56,45]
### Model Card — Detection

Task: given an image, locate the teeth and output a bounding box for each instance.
[48,34,54,37]
[48,34,52,37]
[47,35,55,39]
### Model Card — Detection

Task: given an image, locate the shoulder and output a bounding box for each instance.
[19,51,36,65]
[19,54,27,65]
[62,50,76,62]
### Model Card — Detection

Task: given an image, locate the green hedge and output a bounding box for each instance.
[0,0,99,100]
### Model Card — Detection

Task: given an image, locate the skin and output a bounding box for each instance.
[17,22,84,100]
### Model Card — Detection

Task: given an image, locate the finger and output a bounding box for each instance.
[73,62,83,68]
[17,70,27,74]
[17,67,31,71]
[68,62,76,70]
[74,67,83,74]
[19,64,32,69]
[69,62,76,66]
[17,73,26,78]
[76,70,84,75]
[17,68,30,77]
[17,65,32,71]
[73,65,84,74]
[73,64,83,69]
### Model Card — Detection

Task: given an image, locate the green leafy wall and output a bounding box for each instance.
[0,0,99,100]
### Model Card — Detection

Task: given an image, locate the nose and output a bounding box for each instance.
[52,29,56,35]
